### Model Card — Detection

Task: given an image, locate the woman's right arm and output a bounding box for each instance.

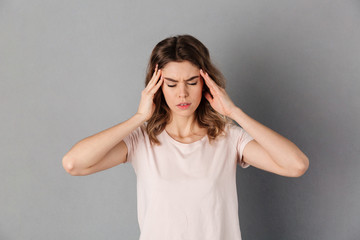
[62,113,146,176]
[62,64,163,176]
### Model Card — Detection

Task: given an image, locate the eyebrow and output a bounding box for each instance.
[164,76,199,82]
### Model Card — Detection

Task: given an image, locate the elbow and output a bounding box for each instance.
[62,155,82,176]
[292,156,310,177]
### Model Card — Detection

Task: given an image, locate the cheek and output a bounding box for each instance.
[196,85,204,97]
[161,85,167,96]
[190,89,202,103]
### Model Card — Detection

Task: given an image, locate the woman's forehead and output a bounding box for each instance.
[162,61,199,76]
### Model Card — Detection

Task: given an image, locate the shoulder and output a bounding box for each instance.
[211,122,239,142]
[137,122,149,139]
[124,122,148,142]
[224,122,242,135]
[223,122,252,144]
[139,122,147,133]
[135,122,148,133]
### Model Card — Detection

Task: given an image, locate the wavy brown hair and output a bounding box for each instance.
[145,34,234,145]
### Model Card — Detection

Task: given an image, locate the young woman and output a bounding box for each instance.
[62,34,309,240]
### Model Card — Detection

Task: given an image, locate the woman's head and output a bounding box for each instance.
[145,34,225,90]
[161,60,204,119]
[145,34,233,145]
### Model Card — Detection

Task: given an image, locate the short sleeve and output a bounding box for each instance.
[235,126,254,168]
[122,125,144,164]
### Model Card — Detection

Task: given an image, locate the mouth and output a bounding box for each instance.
[177,102,191,109]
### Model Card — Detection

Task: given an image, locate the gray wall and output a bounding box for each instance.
[1,0,359,239]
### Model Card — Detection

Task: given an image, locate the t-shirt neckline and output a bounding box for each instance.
[162,129,208,146]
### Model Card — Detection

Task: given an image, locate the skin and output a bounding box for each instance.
[160,61,206,141]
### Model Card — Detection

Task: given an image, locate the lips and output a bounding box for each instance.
[177,102,191,106]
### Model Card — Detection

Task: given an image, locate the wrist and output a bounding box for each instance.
[228,106,242,119]
[133,113,147,125]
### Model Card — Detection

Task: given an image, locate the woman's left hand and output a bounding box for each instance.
[200,69,238,118]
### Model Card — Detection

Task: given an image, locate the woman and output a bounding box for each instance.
[62,34,309,240]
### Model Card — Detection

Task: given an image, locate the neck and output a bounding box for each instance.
[165,113,201,137]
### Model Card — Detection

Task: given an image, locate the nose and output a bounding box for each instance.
[178,82,189,98]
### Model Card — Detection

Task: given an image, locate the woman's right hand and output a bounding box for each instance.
[136,64,163,121]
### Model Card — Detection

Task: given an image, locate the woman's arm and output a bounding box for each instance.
[230,107,309,177]
[62,113,146,175]
[200,69,309,177]
[63,65,164,176]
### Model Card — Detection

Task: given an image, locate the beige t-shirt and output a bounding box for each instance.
[123,122,254,240]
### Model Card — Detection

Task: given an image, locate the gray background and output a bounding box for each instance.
[1,0,359,239]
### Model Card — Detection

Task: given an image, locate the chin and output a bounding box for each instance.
[171,106,199,117]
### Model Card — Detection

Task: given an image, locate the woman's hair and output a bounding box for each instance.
[145,34,233,145]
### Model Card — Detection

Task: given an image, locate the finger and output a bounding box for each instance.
[150,75,164,94]
[146,66,157,86]
[147,69,162,89]
[149,69,162,91]
[200,69,217,94]
[200,69,213,87]
[152,64,158,77]
[148,64,159,85]
[203,72,218,88]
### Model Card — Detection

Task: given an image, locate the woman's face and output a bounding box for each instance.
[161,61,204,118]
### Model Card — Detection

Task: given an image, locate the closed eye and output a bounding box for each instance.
[167,82,198,87]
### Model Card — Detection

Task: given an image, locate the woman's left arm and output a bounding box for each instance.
[230,108,309,177]
[200,69,309,177]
